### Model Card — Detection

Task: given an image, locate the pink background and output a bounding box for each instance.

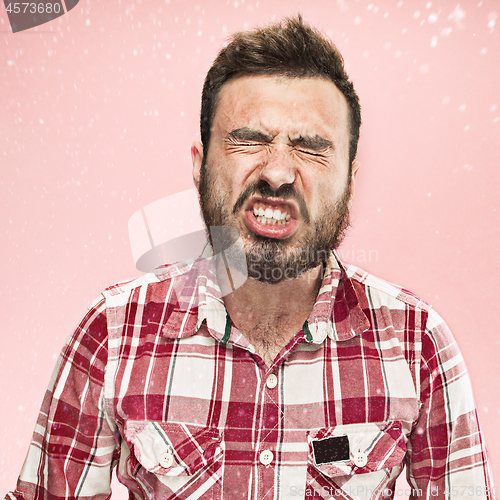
[1,0,498,496]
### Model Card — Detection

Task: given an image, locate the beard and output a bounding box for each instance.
[198,160,351,285]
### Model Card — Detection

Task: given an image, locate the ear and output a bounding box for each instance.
[348,160,360,207]
[191,141,204,190]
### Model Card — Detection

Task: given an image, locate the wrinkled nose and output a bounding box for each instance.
[258,148,296,191]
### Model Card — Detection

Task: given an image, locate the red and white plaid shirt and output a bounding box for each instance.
[6,253,495,500]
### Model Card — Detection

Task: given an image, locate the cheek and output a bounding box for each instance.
[311,177,348,211]
[220,159,261,195]
[207,168,249,212]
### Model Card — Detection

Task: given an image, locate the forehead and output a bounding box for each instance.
[213,75,350,141]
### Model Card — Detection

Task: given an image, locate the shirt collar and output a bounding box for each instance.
[159,246,234,343]
[305,251,371,343]
[160,250,371,344]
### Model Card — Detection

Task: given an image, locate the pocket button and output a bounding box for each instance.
[353,451,368,467]
[159,451,174,468]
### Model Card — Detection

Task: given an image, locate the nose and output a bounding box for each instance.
[258,147,296,191]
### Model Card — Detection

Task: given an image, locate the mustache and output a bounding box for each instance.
[232,180,310,223]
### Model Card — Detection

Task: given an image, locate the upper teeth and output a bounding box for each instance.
[252,204,291,222]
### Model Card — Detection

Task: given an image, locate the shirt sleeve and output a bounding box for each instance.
[406,309,496,499]
[5,295,120,500]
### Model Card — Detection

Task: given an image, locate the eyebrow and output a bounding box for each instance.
[227,128,334,152]
[289,135,333,151]
[228,127,274,143]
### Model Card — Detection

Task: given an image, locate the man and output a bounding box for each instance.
[7,16,494,500]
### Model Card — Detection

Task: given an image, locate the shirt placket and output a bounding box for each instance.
[254,335,306,500]
[253,366,281,499]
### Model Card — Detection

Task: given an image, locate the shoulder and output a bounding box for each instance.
[341,259,457,354]
[100,260,194,304]
[342,260,432,313]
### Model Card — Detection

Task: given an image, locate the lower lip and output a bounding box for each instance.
[244,210,298,239]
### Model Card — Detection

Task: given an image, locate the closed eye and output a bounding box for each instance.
[226,139,268,149]
[290,135,334,157]
[296,149,325,157]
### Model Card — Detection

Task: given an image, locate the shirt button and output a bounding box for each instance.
[353,451,368,467]
[259,449,274,466]
[159,451,174,468]
[266,374,278,389]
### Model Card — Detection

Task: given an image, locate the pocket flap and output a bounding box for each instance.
[125,421,222,477]
[308,421,406,477]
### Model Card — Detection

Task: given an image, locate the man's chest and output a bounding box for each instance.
[108,330,420,499]
[111,327,419,424]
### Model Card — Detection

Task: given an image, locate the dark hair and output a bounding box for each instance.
[200,15,361,167]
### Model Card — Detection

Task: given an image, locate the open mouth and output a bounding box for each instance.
[244,198,298,239]
[252,201,291,225]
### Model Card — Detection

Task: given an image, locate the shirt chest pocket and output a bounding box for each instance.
[124,421,223,499]
[306,421,407,499]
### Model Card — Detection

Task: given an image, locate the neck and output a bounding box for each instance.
[224,264,323,315]
[221,262,324,366]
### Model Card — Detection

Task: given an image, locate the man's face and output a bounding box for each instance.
[192,75,357,284]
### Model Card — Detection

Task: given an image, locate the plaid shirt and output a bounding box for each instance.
[6,252,495,500]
